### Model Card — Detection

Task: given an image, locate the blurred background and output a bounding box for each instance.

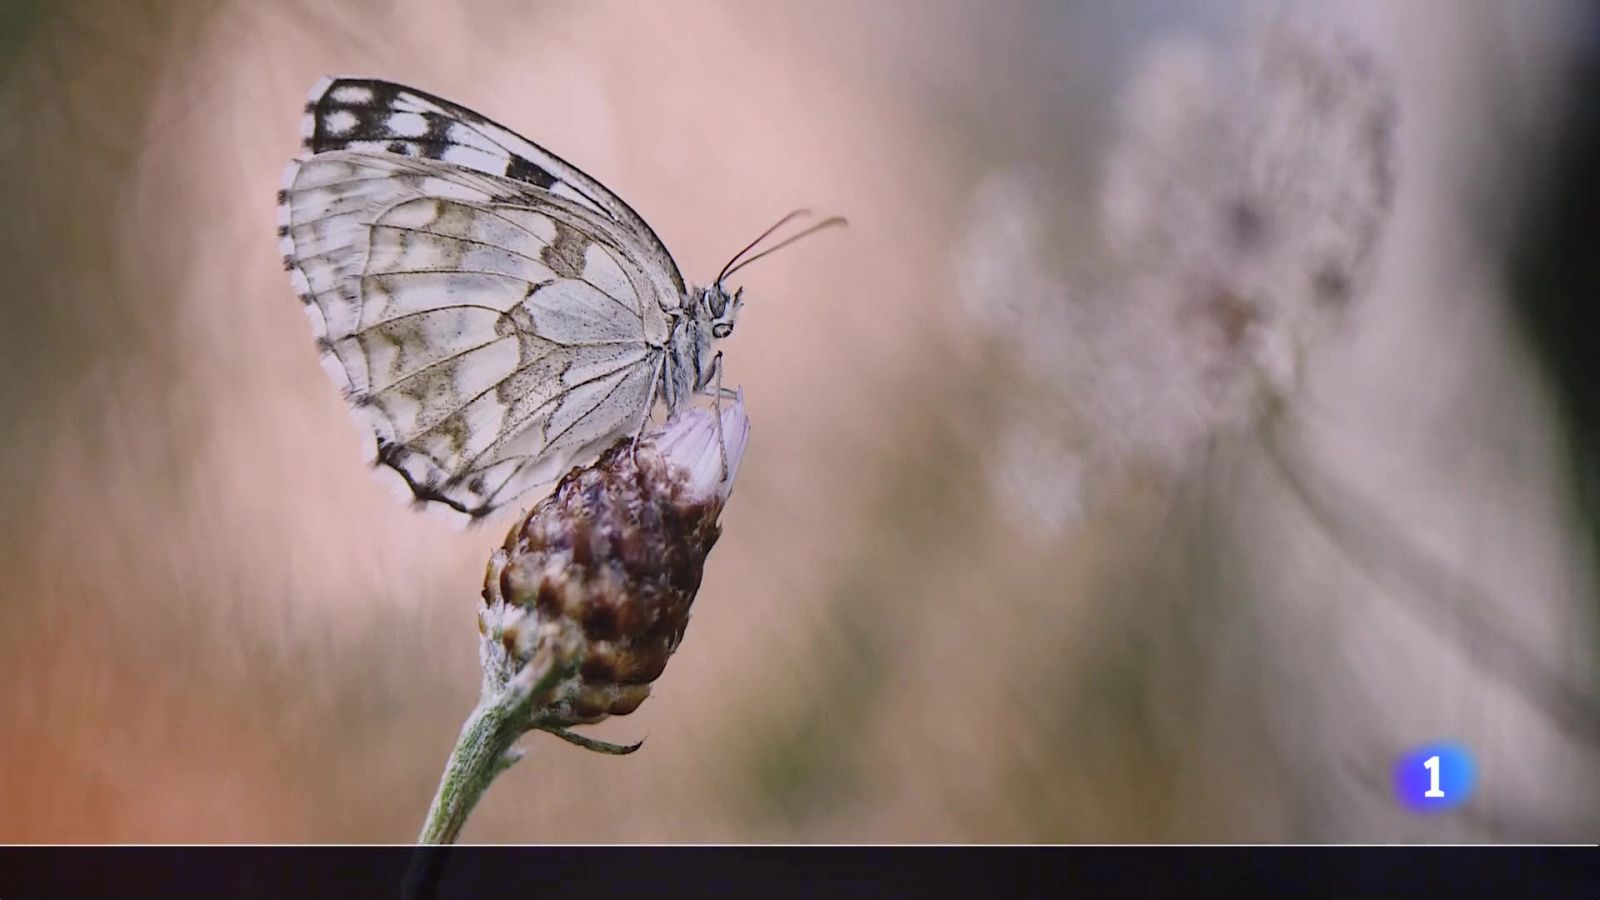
[2,0,1597,842]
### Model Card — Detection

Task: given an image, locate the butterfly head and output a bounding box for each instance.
[682,284,743,393]
[702,284,744,340]
[707,209,847,328]
[687,210,846,390]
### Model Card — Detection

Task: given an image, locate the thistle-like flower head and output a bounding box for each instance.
[477,394,750,748]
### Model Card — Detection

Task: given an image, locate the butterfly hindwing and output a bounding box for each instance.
[279,149,676,520]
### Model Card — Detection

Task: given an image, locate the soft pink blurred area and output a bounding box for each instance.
[1,0,1596,841]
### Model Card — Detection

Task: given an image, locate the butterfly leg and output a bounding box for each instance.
[694,353,739,484]
[630,354,666,469]
[709,351,731,485]
[701,353,740,402]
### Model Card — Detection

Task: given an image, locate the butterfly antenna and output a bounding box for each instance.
[716,208,813,285]
[721,216,848,280]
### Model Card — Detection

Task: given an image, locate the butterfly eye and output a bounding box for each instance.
[712,323,732,339]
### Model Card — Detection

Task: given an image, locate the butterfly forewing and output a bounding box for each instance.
[301,76,684,296]
[281,96,682,520]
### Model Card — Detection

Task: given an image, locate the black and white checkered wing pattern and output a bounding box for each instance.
[301,77,684,299]
[279,145,676,522]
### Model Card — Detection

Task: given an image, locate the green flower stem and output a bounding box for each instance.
[417,645,575,844]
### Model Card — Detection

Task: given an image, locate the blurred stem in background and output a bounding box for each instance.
[1259,409,1600,751]
[0,0,51,82]
[1505,18,1600,646]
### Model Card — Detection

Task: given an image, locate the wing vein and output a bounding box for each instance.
[361,335,517,398]
[464,351,657,469]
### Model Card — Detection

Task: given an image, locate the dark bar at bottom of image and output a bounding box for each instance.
[0,845,1598,899]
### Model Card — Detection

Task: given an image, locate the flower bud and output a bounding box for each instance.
[480,394,750,735]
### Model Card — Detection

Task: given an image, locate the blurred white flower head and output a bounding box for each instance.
[1103,23,1396,397]
[957,20,1397,537]
[988,419,1090,536]
[955,169,1066,338]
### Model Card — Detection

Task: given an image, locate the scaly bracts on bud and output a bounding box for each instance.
[418,394,749,843]
[483,393,749,746]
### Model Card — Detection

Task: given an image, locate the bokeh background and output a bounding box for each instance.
[2,0,1598,842]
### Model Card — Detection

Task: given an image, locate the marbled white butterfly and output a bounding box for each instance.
[278,77,840,522]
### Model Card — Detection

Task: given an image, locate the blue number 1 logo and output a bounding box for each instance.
[1395,742,1476,812]
[1423,754,1444,797]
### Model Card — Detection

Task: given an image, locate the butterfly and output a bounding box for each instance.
[278,77,842,522]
